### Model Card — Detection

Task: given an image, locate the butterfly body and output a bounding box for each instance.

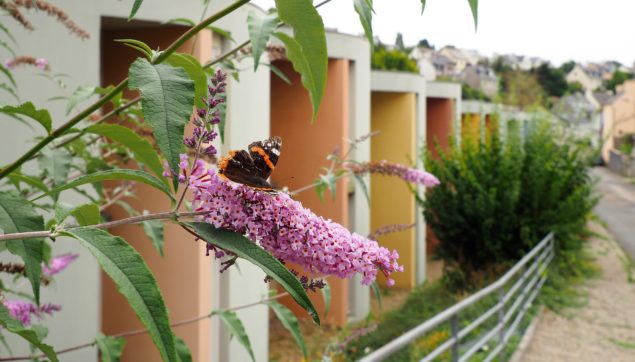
[218,137,282,191]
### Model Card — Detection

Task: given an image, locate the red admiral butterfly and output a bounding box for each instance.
[218,136,282,191]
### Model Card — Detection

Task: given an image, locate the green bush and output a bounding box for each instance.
[371,47,419,73]
[423,120,596,287]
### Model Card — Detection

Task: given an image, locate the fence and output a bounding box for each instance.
[359,233,555,362]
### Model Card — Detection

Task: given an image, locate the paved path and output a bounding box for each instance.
[521,223,635,361]
[593,167,635,259]
[520,167,635,361]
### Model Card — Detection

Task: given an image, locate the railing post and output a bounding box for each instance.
[451,314,459,362]
[497,285,506,361]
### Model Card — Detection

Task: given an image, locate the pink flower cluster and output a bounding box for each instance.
[186,161,402,285]
[3,56,48,70]
[345,160,440,187]
[42,253,78,275]
[3,300,61,326]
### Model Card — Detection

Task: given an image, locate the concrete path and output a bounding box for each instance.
[521,222,635,361]
[593,167,635,259]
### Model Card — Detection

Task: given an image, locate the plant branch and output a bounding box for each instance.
[0,210,210,242]
[0,293,289,361]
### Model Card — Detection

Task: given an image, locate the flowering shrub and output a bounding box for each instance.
[0,0,470,360]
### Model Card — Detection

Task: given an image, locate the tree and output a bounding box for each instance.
[533,63,568,98]
[604,70,634,92]
[501,70,544,109]
[395,32,405,51]
[417,38,434,49]
[559,60,576,74]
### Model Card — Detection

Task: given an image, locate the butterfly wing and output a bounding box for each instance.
[247,136,282,180]
[218,150,274,189]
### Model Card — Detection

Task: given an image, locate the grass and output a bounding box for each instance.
[607,337,635,350]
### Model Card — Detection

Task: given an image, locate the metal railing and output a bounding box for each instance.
[360,233,555,362]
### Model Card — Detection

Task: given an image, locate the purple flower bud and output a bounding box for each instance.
[197,108,207,118]
[43,254,78,275]
[3,300,61,326]
[204,145,217,155]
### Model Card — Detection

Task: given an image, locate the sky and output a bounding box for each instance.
[251,0,635,66]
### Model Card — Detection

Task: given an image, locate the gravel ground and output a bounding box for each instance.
[522,223,635,361]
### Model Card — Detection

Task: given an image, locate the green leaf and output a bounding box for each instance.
[247,11,279,71]
[353,0,373,48]
[188,223,320,324]
[55,202,100,226]
[174,336,192,362]
[128,58,194,189]
[0,39,16,57]
[166,53,208,109]
[420,0,426,14]
[265,63,291,85]
[273,0,327,121]
[95,333,125,362]
[0,83,19,102]
[85,124,165,181]
[0,63,16,88]
[37,147,71,187]
[66,85,96,115]
[0,22,16,44]
[65,228,177,362]
[350,171,370,205]
[128,0,144,20]
[0,102,52,133]
[164,18,196,26]
[207,27,234,42]
[0,304,58,362]
[467,0,478,30]
[142,219,164,257]
[0,191,44,304]
[36,169,174,201]
[7,172,49,193]
[115,39,153,59]
[371,281,382,309]
[267,301,307,359]
[211,310,254,362]
[321,280,331,318]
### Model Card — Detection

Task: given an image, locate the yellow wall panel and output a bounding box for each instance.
[370,92,417,288]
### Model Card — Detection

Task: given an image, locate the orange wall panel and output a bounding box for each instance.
[426,98,454,159]
[101,24,212,362]
[270,59,350,326]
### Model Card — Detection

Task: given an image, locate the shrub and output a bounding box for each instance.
[423,119,596,287]
[371,47,419,73]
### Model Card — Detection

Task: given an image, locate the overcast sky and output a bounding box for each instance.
[251,0,635,66]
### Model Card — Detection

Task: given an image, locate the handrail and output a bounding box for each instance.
[359,232,555,362]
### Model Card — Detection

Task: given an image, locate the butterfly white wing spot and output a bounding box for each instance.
[271,148,280,156]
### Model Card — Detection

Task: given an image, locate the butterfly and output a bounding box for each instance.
[217,136,282,191]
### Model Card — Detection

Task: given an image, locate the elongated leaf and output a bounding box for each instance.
[247,11,279,71]
[0,63,16,88]
[0,304,58,362]
[128,0,144,20]
[174,336,192,362]
[65,228,176,362]
[0,191,44,304]
[265,63,291,85]
[128,58,194,189]
[55,202,100,226]
[164,18,195,26]
[353,0,373,48]
[66,85,96,115]
[188,223,320,324]
[0,83,19,102]
[0,102,52,133]
[85,124,165,181]
[321,280,331,318]
[0,23,16,44]
[7,172,48,193]
[420,0,426,14]
[166,53,207,108]
[267,301,307,359]
[371,281,382,309]
[468,0,478,30]
[37,147,71,187]
[273,0,327,121]
[115,39,153,59]
[37,169,173,201]
[211,311,254,362]
[95,333,125,362]
[142,219,164,256]
[0,39,15,57]
[351,171,370,205]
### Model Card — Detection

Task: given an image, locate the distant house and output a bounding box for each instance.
[430,53,457,77]
[566,64,602,92]
[601,80,635,162]
[459,65,499,98]
[410,46,437,80]
[494,54,544,71]
[439,46,470,73]
[551,92,601,147]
